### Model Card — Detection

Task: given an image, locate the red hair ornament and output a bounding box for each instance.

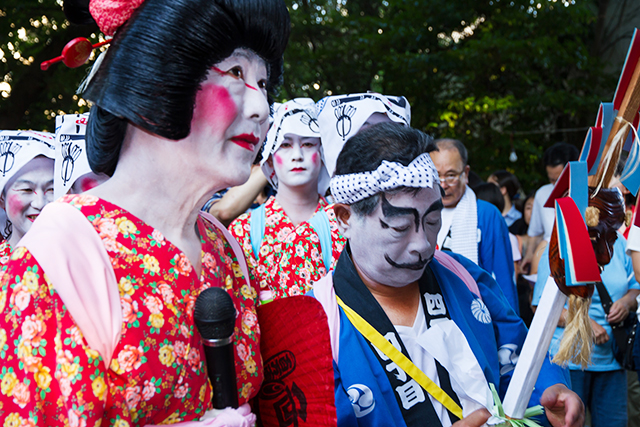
[40,38,110,71]
[41,0,144,71]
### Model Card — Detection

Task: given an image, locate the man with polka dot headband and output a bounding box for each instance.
[308,122,583,427]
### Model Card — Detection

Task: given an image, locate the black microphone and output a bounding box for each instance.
[194,287,239,409]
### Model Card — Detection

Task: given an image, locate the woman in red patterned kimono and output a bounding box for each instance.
[0,0,289,425]
[229,99,346,304]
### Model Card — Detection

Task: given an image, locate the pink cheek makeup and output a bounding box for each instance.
[7,194,26,218]
[311,152,319,164]
[80,178,99,193]
[192,83,237,134]
[274,153,284,166]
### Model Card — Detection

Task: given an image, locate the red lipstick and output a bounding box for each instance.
[231,134,259,151]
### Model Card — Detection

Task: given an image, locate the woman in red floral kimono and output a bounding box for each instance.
[229,99,346,304]
[0,0,289,425]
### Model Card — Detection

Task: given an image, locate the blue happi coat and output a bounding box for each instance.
[309,251,569,427]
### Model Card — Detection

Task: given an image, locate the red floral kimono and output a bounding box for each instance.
[229,196,345,303]
[0,194,262,426]
[0,240,11,266]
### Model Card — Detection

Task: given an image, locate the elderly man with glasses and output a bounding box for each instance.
[430,139,518,313]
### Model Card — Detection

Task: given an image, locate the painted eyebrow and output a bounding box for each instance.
[12,179,36,186]
[381,194,420,230]
[231,49,257,61]
[422,199,444,223]
[226,50,268,70]
[13,179,54,186]
[381,194,444,232]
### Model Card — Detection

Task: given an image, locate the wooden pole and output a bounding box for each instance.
[590,53,640,188]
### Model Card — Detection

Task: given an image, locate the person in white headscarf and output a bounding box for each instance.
[53,112,109,199]
[230,98,346,303]
[0,130,55,259]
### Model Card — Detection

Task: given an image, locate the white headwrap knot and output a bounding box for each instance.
[330,152,440,204]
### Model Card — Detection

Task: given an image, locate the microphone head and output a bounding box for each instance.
[194,287,236,340]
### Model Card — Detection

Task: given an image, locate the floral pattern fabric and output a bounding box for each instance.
[0,194,262,426]
[0,240,11,266]
[229,196,346,303]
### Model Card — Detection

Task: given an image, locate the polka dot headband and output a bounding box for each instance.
[330,152,440,204]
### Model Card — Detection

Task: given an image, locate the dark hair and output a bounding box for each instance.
[542,142,579,168]
[334,122,436,216]
[65,0,290,176]
[475,183,505,213]
[490,170,520,200]
[434,138,468,166]
[467,170,484,192]
[515,190,536,214]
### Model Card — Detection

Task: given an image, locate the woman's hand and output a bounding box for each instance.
[608,289,640,325]
[607,299,630,324]
[452,408,491,427]
[197,403,256,427]
[540,384,584,427]
[590,318,609,345]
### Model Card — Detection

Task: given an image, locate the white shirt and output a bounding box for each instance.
[527,183,555,241]
[509,233,521,263]
[396,298,450,426]
[393,298,490,425]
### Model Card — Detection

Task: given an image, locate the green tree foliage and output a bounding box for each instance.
[284,0,628,191]
[0,0,98,132]
[1,0,635,191]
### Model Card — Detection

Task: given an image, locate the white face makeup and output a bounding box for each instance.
[271,134,322,190]
[2,156,55,245]
[188,48,270,188]
[341,187,443,288]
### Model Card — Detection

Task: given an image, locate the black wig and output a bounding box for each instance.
[64,0,290,176]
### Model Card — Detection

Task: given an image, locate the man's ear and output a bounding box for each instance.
[333,203,353,238]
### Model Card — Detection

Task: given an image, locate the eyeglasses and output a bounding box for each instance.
[439,171,465,185]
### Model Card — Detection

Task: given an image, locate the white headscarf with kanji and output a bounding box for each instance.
[330,152,440,204]
[317,92,411,178]
[0,130,56,194]
[54,113,93,198]
[261,98,330,194]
